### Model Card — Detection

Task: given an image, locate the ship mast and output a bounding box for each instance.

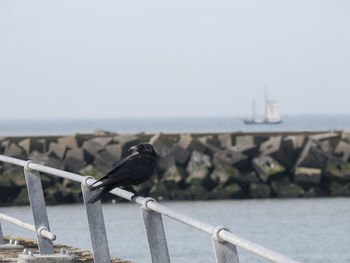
[264,86,268,121]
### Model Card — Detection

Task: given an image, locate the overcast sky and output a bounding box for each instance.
[0,0,349,119]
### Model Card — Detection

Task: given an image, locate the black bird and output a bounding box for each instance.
[88,143,157,204]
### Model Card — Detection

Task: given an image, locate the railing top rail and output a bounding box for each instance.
[0,154,300,263]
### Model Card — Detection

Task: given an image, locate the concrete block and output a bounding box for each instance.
[252,156,285,182]
[341,130,350,142]
[309,132,340,141]
[294,139,329,171]
[19,139,44,154]
[168,144,191,166]
[149,133,179,157]
[82,140,104,156]
[259,136,281,156]
[231,144,258,158]
[294,167,322,185]
[249,183,271,198]
[217,133,232,149]
[93,150,119,172]
[334,140,350,161]
[158,155,176,173]
[64,157,86,173]
[57,135,79,149]
[331,183,350,196]
[27,150,48,163]
[48,142,66,160]
[284,135,305,149]
[210,168,230,184]
[105,144,123,162]
[18,253,76,263]
[213,149,248,172]
[114,134,140,157]
[88,136,113,147]
[163,164,183,183]
[188,138,206,153]
[271,177,304,198]
[274,137,301,171]
[4,143,24,158]
[309,132,340,151]
[235,135,255,147]
[326,160,350,183]
[186,151,211,182]
[178,133,192,149]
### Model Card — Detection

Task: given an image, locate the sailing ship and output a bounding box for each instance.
[244,89,282,124]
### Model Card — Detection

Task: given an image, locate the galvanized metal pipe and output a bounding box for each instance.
[218,229,299,263]
[0,213,56,241]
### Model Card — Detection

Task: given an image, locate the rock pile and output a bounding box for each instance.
[0,130,350,205]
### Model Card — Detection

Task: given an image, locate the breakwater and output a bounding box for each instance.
[0,130,349,205]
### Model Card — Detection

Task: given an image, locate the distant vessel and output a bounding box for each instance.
[244,89,282,124]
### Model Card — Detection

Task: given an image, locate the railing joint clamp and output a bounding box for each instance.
[37,226,48,239]
[141,197,156,210]
[82,176,94,187]
[24,160,33,171]
[213,225,230,242]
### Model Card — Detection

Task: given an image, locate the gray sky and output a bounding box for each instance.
[0,0,349,119]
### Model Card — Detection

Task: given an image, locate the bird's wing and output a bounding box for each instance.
[91,152,139,185]
[90,154,157,190]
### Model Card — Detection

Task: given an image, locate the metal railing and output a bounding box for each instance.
[0,154,301,263]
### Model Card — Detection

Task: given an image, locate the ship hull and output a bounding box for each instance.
[244,119,282,125]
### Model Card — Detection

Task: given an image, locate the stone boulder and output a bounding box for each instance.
[252,156,285,182]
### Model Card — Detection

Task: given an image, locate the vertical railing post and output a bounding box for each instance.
[212,227,239,263]
[0,220,3,244]
[81,177,111,263]
[141,198,171,263]
[23,161,54,254]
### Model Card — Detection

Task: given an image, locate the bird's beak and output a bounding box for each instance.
[128,146,137,152]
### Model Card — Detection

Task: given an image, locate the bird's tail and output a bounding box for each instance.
[87,186,112,204]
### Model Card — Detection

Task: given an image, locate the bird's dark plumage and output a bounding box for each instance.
[87,143,157,204]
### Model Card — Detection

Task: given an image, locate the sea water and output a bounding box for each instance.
[1,198,349,263]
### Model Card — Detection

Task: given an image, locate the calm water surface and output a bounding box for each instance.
[1,198,349,263]
[1,115,350,136]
